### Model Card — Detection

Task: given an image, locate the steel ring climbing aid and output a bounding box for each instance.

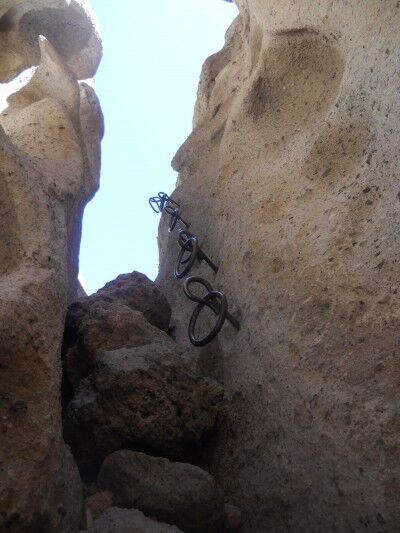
[175,230,218,279]
[183,276,240,346]
[148,192,179,213]
[175,230,199,278]
[164,204,190,232]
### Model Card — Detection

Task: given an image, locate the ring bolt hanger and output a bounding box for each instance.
[148,192,179,214]
[164,204,190,232]
[149,190,241,346]
[183,277,240,347]
[175,229,218,279]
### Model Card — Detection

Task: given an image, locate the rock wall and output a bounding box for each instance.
[0,1,103,531]
[157,1,400,531]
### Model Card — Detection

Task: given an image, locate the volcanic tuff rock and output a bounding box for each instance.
[63,274,171,388]
[0,0,102,530]
[82,507,184,533]
[98,450,225,533]
[64,340,223,475]
[82,271,172,332]
[64,302,159,388]
[157,0,400,531]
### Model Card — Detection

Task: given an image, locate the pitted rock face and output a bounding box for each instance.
[64,342,224,476]
[97,450,225,533]
[85,271,172,332]
[0,0,102,82]
[157,1,400,531]
[0,0,103,530]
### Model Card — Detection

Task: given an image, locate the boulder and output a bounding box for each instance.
[224,503,242,532]
[84,272,171,332]
[82,507,183,533]
[63,300,170,388]
[98,450,225,533]
[85,491,113,520]
[64,342,223,475]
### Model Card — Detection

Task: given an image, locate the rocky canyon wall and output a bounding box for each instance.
[157,1,400,531]
[0,1,103,530]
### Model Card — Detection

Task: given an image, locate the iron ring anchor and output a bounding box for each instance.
[175,230,218,279]
[148,192,179,213]
[164,204,190,232]
[183,276,240,347]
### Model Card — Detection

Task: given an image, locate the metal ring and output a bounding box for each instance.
[148,192,179,213]
[168,207,180,232]
[158,192,179,210]
[149,196,162,213]
[188,291,227,347]
[175,231,198,279]
[183,276,214,305]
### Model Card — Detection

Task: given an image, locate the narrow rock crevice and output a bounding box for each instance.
[62,271,241,532]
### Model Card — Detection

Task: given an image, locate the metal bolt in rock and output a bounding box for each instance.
[148,192,179,213]
[164,204,190,232]
[183,276,240,347]
[175,229,218,279]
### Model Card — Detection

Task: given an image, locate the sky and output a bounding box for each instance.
[79,0,238,294]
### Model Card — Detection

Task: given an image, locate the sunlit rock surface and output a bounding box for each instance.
[157,1,400,531]
[0,1,103,530]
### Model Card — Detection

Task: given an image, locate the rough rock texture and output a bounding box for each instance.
[63,296,170,388]
[0,0,103,530]
[97,450,225,532]
[0,0,102,82]
[64,339,223,475]
[224,503,242,532]
[85,491,113,520]
[62,272,172,391]
[157,1,400,531]
[83,272,172,332]
[82,507,184,533]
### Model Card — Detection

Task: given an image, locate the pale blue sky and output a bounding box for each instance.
[79,0,238,294]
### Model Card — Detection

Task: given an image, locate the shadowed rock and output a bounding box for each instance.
[64,342,223,476]
[82,507,183,533]
[63,300,171,388]
[98,450,225,533]
[69,271,172,333]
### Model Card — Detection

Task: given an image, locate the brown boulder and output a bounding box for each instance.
[97,450,225,533]
[64,342,223,475]
[85,491,113,520]
[86,271,171,332]
[63,300,168,388]
[82,507,183,533]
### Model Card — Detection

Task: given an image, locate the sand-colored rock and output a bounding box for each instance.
[0,0,103,529]
[0,0,101,82]
[157,2,400,531]
[98,450,225,533]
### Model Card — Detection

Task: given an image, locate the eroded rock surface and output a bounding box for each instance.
[157,1,400,531]
[98,450,225,533]
[84,271,172,331]
[63,299,170,388]
[0,0,103,530]
[64,340,223,475]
